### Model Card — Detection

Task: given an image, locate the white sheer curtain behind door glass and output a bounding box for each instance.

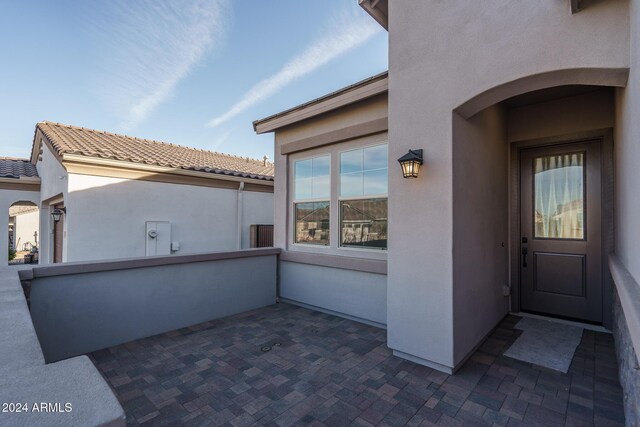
[534,153,585,239]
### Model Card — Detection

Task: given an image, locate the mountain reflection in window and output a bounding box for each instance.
[340,198,387,249]
[295,202,330,245]
[534,153,584,239]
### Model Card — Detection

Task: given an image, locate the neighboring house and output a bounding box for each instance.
[0,158,41,263]
[0,121,274,265]
[254,0,640,388]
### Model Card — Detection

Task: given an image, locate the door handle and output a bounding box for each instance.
[522,247,528,268]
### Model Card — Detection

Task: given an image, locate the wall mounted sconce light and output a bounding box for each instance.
[398,149,423,178]
[51,207,66,223]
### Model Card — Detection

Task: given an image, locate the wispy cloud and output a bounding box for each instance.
[93,0,229,130]
[206,9,382,129]
[211,129,233,151]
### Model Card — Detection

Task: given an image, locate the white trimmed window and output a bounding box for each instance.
[293,155,330,245]
[289,137,388,256]
[339,144,388,249]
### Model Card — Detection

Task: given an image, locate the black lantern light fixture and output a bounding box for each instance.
[398,149,423,178]
[51,207,66,223]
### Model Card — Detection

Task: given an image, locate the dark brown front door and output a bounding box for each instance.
[520,140,602,323]
[53,204,64,263]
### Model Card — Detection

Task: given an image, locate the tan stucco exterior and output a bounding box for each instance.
[271,91,388,254]
[387,0,631,371]
[258,0,639,376]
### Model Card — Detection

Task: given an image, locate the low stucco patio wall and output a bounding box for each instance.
[24,248,279,362]
[278,253,387,327]
[0,268,125,427]
[609,255,640,426]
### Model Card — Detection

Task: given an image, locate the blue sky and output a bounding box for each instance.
[0,1,387,161]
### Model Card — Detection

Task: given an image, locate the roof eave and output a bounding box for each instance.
[253,71,388,134]
[0,176,41,185]
[61,154,274,185]
[358,0,388,30]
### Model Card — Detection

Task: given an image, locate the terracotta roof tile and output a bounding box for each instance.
[36,122,274,181]
[0,158,39,179]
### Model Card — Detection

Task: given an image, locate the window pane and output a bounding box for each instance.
[364,144,387,171]
[340,172,363,197]
[340,145,388,198]
[295,159,312,180]
[295,202,330,245]
[312,155,330,199]
[340,149,362,174]
[313,174,330,199]
[340,198,387,249]
[534,153,584,239]
[295,177,312,200]
[295,155,330,200]
[313,156,330,178]
[363,169,388,195]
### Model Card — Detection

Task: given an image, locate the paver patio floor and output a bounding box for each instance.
[90,303,625,426]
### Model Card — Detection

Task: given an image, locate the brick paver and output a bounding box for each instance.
[90,304,625,426]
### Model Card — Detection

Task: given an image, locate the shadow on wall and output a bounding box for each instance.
[44,170,274,263]
[24,248,280,362]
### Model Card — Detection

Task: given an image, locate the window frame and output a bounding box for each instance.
[287,133,388,260]
[338,143,388,251]
[292,153,331,247]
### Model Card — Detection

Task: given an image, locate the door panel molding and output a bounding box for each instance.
[509,128,614,328]
[533,252,586,297]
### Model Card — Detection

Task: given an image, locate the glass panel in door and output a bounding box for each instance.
[534,153,584,239]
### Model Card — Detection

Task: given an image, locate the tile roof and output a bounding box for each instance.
[36,122,274,181]
[9,205,39,216]
[0,158,39,179]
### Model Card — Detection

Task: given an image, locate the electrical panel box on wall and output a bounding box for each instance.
[145,221,171,256]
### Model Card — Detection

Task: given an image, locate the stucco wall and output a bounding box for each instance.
[241,190,274,249]
[36,143,69,264]
[279,261,387,326]
[270,94,389,328]
[273,94,387,252]
[388,0,629,369]
[452,104,509,365]
[508,88,615,142]
[612,2,640,421]
[64,173,273,262]
[614,0,640,284]
[36,142,67,202]
[0,268,125,426]
[275,94,388,146]
[29,251,278,362]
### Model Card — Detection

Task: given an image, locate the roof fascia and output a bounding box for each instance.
[254,74,388,134]
[0,177,41,191]
[32,127,67,171]
[359,0,388,30]
[61,154,274,187]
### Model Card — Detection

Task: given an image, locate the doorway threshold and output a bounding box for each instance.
[510,311,610,333]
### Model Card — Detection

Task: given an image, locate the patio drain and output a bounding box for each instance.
[260,342,282,352]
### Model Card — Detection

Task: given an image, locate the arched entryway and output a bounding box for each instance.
[452,68,624,332]
[8,201,40,265]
